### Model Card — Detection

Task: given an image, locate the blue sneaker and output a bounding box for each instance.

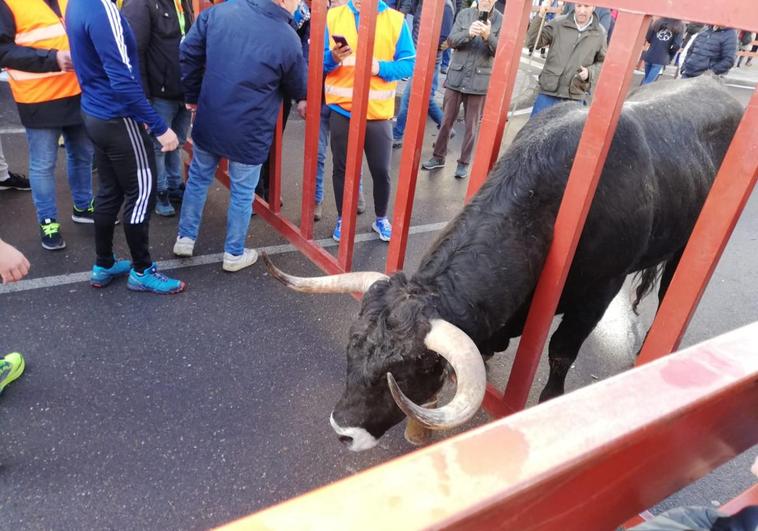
[332,217,342,242]
[372,217,392,242]
[90,258,132,288]
[127,263,186,294]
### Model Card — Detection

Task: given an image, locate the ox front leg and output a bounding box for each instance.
[539,277,626,403]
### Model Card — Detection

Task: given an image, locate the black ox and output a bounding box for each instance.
[264,77,742,451]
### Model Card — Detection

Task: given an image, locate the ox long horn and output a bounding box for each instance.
[387,319,486,430]
[261,252,388,294]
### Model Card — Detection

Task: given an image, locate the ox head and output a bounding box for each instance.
[262,253,486,451]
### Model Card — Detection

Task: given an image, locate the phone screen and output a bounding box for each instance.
[478,11,488,22]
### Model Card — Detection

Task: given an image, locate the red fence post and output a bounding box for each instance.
[637,87,758,364]
[500,11,650,414]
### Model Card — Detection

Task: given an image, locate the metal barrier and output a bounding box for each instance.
[217,322,758,530]
[186,1,757,417]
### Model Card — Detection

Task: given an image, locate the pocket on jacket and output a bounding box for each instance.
[473,66,492,92]
[445,63,465,89]
[539,71,560,92]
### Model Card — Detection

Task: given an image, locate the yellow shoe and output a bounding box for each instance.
[0,352,25,394]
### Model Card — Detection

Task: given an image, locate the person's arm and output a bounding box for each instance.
[322,24,342,74]
[669,25,684,58]
[484,17,501,55]
[439,2,454,47]
[180,10,208,105]
[120,0,152,95]
[281,45,308,103]
[587,36,607,85]
[645,22,654,45]
[0,237,30,284]
[0,1,61,73]
[87,2,167,135]
[525,15,554,51]
[711,31,737,74]
[376,19,415,81]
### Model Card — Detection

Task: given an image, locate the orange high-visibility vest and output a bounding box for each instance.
[4,0,81,105]
[325,4,404,120]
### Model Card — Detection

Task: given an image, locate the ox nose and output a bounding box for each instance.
[338,435,354,447]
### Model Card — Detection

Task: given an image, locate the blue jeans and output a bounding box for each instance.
[151,97,191,193]
[316,104,362,204]
[177,144,261,256]
[441,48,451,70]
[393,56,443,140]
[530,93,572,117]
[641,62,664,85]
[26,125,93,222]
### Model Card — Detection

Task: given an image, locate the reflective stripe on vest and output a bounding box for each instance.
[3,0,81,105]
[324,5,404,120]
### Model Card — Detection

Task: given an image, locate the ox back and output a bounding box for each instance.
[413,77,742,398]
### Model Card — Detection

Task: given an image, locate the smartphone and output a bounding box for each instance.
[332,34,349,49]
[478,10,489,22]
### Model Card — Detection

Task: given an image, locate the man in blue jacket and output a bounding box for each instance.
[67,0,186,294]
[681,26,738,78]
[173,0,307,272]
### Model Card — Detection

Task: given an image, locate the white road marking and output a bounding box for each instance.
[0,221,449,295]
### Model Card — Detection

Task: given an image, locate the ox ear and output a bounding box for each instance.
[387,319,486,430]
[262,252,388,294]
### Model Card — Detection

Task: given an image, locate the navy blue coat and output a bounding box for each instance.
[643,18,684,66]
[682,27,738,77]
[180,0,307,165]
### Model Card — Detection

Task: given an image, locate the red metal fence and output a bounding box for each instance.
[188,0,757,417]
[218,322,758,530]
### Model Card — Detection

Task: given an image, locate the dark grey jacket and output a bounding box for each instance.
[526,13,606,100]
[444,7,502,95]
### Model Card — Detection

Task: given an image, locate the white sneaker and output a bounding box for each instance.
[173,236,195,257]
[222,248,258,272]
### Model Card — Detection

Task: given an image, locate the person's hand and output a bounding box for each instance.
[371,59,380,75]
[56,50,74,72]
[469,21,483,37]
[480,20,492,40]
[296,99,307,119]
[0,239,30,284]
[578,66,589,81]
[331,44,352,64]
[157,128,179,152]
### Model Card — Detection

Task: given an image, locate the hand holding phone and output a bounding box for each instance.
[332,34,349,49]
[478,10,489,22]
[331,34,352,64]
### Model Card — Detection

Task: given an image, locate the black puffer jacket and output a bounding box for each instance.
[682,26,738,77]
[122,0,194,100]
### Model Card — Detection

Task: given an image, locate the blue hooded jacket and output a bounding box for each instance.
[181,0,307,165]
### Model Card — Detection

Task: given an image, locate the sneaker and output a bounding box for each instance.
[173,236,195,257]
[0,171,30,191]
[0,352,25,394]
[392,138,403,149]
[222,248,258,272]
[168,183,185,204]
[155,191,176,217]
[372,217,392,242]
[127,263,186,294]
[421,157,445,171]
[357,192,366,215]
[454,162,469,179]
[332,217,342,242]
[72,200,95,224]
[90,258,132,288]
[39,218,66,250]
[313,202,323,222]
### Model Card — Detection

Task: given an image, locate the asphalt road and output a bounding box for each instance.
[0,77,756,529]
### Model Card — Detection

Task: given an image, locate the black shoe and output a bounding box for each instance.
[40,218,66,250]
[72,200,95,224]
[392,138,403,149]
[454,162,469,179]
[168,183,185,204]
[0,171,30,191]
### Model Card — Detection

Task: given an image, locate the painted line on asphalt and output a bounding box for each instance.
[0,126,26,135]
[0,221,449,295]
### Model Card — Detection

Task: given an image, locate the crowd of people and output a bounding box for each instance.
[0,0,752,390]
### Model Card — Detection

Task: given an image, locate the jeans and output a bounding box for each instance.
[26,125,93,222]
[441,48,451,71]
[641,62,664,85]
[177,144,261,256]
[151,97,191,193]
[530,93,570,117]
[393,56,443,140]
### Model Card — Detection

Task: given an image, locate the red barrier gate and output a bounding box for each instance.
[188,0,757,417]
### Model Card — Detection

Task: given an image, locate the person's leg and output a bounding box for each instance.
[25,127,61,222]
[224,160,261,257]
[0,137,29,190]
[150,98,179,215]
[62,124,95,214]
[167,101,191,192]
[315,103,331,219]
[176,144,221,243]
[429,88,462,163]
[0,136,9,181]
[428,56,444,127]
[393,77,413,141]
[440,47,451,73]
[459,93,486,166]
[363,119,394,241]
[641,63,663,84]
[329,111,350,219]
[530,93,564,117]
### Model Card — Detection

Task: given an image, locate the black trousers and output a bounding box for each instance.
[82,113,156,272]
[329,112,392,218]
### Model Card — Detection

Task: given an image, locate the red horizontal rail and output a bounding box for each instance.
[218,322,758,531]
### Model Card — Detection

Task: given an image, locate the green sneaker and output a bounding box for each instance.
[0,352,25,394]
